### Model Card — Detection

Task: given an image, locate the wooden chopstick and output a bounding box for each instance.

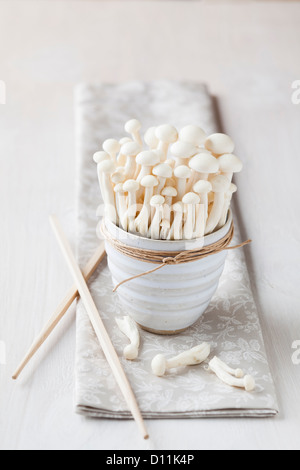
[12,243,106,380]
[49,215,149,440]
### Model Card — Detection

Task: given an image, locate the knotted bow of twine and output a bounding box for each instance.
[100,221,251,292]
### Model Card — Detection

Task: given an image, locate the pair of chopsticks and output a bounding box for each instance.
[12,216,149,440]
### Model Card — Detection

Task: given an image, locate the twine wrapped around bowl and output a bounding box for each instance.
[100,211,250,334]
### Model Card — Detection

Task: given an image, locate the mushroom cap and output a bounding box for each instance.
[151,354,166,376]
[136,150,160,166]
[205,133,235,155]
[218,153,243,173]
[125,118,142,134]
[193,179,212,194]
[173,201,184,212]
[170,141,198,159]
[103,138,121,154]
[155,124,178,144]
[140,174,158,188]
[161,186,177,197]
[244,375,256,392]
[111,171,126,184]
[210,174,231,193]
[179,125,207,146]
[174,165,192,179]
[144,126,159,149]
[121,141,142,157]
[150,195,165,207]
[182,192,200,205]
[97,159,115,173]
[119,137,132,145]
[230,183,238,194]
[189,153,219,174]
[93,151,110,164]
[152,163,173,178]
[124,344,139,361]
[114,183,124,193]
[123,179,140,192]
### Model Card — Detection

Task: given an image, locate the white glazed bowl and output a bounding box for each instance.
[104,211,232,334]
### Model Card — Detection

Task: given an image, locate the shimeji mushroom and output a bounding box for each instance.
[144,126,159,150]
[168,202,184,240]
[151,343,211,377]
[135,175,158,236]
[217,153,243,183]
[161,186,178,207]
[97,159,116,223]
[152,163,173,195]
[111,169,126,186]
[93,150,111,164]
[149,195,165,239]
[182,192,200,240]
[193,180,212,234]
[205,133,235,156]
[102,138,121,165]
[217,183,237,229]
[155,124,178,161]
[205,175,231,235]
[125,119,143,146]
[208,356,255,392]
[209,356,244,379]
[169,141,198,167]
[179,125,207,147]
[187,152,219,191]
[174,165,192,201]
[121,141,142,179]
[115,316,140,360]
[136,150,160,182]
[114,183,128,231]
[123,179,140,233]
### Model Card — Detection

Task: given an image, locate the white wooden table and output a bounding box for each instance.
[1,1,300,450]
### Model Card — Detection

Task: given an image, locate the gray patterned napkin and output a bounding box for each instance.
[74,81,278,418]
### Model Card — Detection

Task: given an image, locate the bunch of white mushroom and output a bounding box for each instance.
[94,119,242,240]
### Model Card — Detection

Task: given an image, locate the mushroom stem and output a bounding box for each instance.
[168,202,184,240]
[205,175,230,235]
[208,357,255,392]
[97,160,116,224]
[114,184,128,231]
[217,183,237,229]
[115,316,140,360]
[194,204,205,239]
[182,193,200,240]
[151,343,210,377]
[210,356,244,378]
